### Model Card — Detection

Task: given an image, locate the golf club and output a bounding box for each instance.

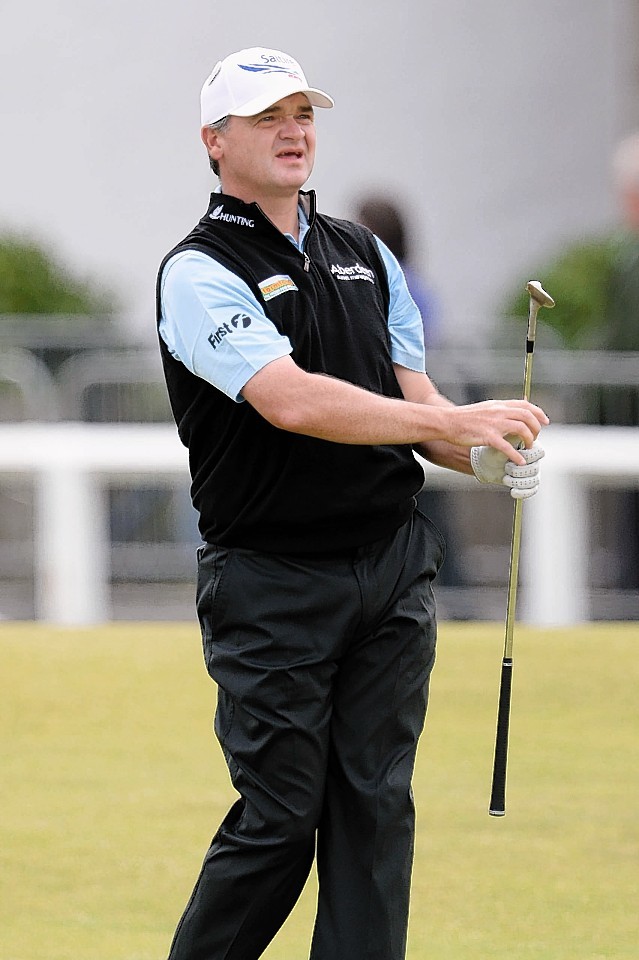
[488,279,555,817]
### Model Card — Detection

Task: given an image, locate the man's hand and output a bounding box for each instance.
[470,439,545,499]
[437,399,548,465]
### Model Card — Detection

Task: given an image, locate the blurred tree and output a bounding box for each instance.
[500,236,619,349]
[0,232,115,315]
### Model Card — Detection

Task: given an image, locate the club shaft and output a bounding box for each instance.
[488,315,538,817]
[503,336,534,658]
[504,502,523,651]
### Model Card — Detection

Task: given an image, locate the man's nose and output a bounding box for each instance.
[279,116,304,137]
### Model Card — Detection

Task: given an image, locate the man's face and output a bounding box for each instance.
[206,93,317,202]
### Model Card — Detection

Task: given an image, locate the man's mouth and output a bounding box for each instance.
[277,150,304,160]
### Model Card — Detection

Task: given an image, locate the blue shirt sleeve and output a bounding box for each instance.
[159,233,425,404]
[373,236,426,373]
[159,250,293,402]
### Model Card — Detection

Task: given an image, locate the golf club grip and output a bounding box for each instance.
[489,657,513,816]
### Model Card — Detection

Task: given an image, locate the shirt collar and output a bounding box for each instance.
[213,185,308,250]
[285,203,309,251]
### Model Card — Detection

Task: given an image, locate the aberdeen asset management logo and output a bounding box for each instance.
[330,262,375,283]
[208,313,252,349]
[209,204,255,228]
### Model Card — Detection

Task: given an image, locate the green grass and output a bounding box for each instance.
[1,621,638,959]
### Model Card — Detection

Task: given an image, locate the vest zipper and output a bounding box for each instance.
[253,200,313,271]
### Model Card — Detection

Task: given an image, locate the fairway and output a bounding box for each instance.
[1,621,637,960]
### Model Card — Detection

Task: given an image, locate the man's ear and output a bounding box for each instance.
[201,126,223,165]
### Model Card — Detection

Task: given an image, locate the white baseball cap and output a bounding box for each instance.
[200,47,334,127]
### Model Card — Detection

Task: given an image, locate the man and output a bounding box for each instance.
[353,194,439,345]
[597,133,639,585]
[157,46,548,960]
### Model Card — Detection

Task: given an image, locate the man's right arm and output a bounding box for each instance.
[161,251,548,465]
[241,355,548,465]
[159,249,293,402]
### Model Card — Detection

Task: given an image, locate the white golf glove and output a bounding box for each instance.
[470,440,545,500]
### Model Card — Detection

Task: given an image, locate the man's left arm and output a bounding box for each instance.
[392,365,474,473]
[380,238,545,498]
[375,235,475,474]
[393,364,545,500]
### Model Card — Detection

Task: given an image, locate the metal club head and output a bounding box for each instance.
[526,280,555,309]
[525,280,555,342]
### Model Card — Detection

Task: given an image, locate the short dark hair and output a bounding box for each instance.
[206,116,231,177]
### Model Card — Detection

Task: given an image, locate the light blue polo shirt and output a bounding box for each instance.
[159,202,426,402]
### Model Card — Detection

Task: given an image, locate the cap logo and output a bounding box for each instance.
[238,61,302,81]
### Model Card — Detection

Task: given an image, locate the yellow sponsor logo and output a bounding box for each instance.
[259,274,299,301]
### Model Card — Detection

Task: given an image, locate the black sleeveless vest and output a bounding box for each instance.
[156,190,424,554]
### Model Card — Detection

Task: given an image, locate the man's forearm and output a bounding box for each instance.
[251,366,455,445]
[242,356,548,463]
[414,438,474,475]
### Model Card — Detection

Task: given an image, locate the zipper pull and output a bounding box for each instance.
[303,252,311,272]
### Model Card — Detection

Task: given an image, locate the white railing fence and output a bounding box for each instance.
[0,422,638,626]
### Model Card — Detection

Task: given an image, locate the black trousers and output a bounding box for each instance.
[167,497,444,960]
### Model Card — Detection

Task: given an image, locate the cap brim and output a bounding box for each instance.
[230,82,334,117]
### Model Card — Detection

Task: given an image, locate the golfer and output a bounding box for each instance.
[157,46,548,960]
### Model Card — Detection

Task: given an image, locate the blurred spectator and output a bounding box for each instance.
[502,133,639,361]
[353,195,439,345]
[603,133,639,354]
[596,133,639,588]
[503,134,639,590]
[352,194,468,595]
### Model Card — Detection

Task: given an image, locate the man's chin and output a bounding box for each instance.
[275,162,313,188]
